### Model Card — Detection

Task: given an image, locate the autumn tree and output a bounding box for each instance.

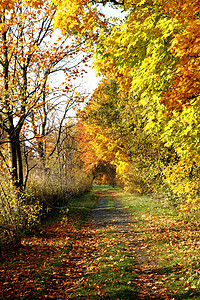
[29,85,86,172]
[93,0,200,209]
[27,120,93,209]
[77,119,98,174]
[77,119,116,187]
[81,80,176,193]
[0,0,90,189]
[53,0,200,210]
[92,160,116,187]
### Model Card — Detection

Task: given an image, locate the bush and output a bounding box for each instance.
[0,173,42,248]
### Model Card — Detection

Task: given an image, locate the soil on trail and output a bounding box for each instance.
[88,194,170,299]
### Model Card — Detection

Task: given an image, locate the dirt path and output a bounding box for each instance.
[88,195,170,299]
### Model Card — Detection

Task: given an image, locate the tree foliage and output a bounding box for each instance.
[0,0,92,245]
[81,80,175,193]
[0,0,89,188]
[1,0,200,244]
[76,0,200,211]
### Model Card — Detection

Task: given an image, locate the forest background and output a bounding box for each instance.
[0,0,200,248]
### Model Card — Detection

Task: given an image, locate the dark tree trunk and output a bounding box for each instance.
[16,134,23,188]
[7,132,23,189]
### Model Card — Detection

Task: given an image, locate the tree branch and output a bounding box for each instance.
[109,0,124,5]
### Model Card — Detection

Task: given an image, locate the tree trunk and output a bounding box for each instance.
[7,132,23,189]
[16,134,23,188]
[7,132,18,183]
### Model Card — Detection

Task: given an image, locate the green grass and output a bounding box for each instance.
[64,190,100,228]
[73,229,138,299]
[107,196,116,210]
[93,184,120,193]
[40,190,99,226]
[115,191,200,299]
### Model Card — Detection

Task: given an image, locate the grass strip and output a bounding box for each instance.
[106,196,116,210]
[67,191,100,228]
[73,228,138,299]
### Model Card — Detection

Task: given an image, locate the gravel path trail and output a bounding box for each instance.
[88,196,169,299]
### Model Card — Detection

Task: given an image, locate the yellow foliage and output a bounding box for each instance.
[164,159,200,212]
[0,0,15,9]
[0,176,42,232]
[53,0,105,37]
[0,0,46,10]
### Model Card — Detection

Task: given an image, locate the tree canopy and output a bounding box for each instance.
[1,0,200,218]
[75,0,200,211]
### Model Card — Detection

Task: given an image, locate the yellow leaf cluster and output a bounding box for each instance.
[0,0,46,10]
[53,0,105,37]
[164,159,200,212]
[0,0,15,10]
